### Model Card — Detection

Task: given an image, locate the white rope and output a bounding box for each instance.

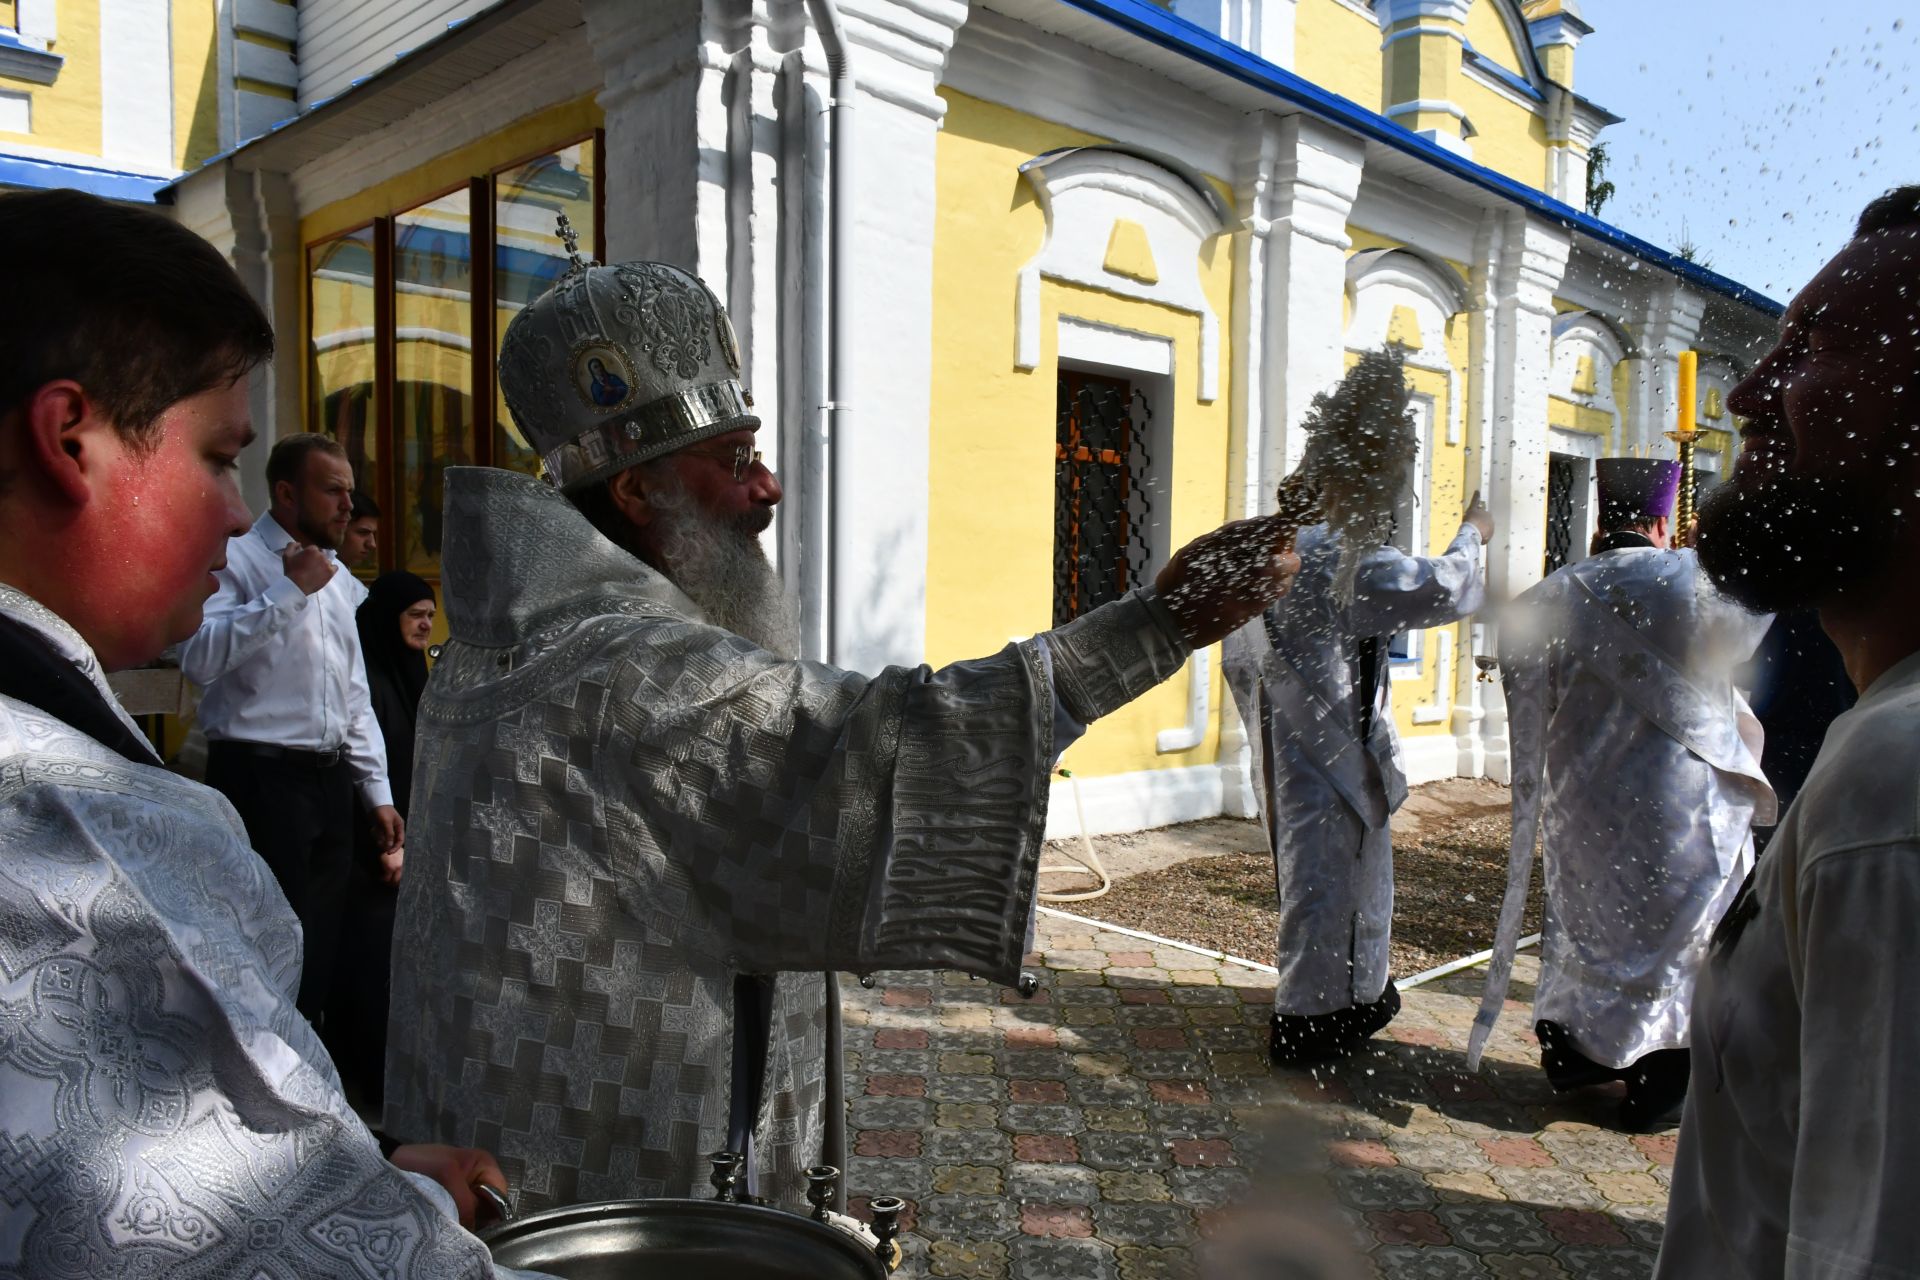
[1399,933,1541,990]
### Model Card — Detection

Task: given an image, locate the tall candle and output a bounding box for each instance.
[1677,350,1697,436]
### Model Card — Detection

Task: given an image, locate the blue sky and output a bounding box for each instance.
[1574,0,1918,305]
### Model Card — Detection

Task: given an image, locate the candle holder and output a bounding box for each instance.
[1665,427,1699,545]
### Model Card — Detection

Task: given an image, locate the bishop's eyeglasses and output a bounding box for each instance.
[679,442,764,483]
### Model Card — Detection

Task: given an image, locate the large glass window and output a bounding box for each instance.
[308,226,380,517]
[303,134,600,577]
[494,139,598,475]
[394,188,476,575]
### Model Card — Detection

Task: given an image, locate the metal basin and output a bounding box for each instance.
[481,1196,889,1280]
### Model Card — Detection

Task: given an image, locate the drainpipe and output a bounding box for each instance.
[801,0,853,1211]
[802,0,853,667]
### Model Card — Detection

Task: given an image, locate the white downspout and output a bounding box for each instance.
[802,0,853,665]
[801,0,854,1212]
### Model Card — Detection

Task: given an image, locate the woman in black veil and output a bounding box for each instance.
[327,571,436,1108]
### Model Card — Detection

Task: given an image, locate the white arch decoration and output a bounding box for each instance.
[1015,147,1230,402]
[1345,247,1467,446]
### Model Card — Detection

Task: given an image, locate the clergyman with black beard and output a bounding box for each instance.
[384,254,1303,1209]
[1656,186,1920,1279]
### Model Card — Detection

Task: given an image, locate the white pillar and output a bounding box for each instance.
[1622,281,1706,458]
[169,160,300,514]
[1215,113,1362,815]
[1260,115,1365,499]
[825,0,968,673]
[100,0,176,172]
[1470,208,1569,783]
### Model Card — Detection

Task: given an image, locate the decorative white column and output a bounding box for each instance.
[1215,112,1362,816]
[1258,114,1366,498]
[823,0,969,673]
[1621,280,1706,458]
[1467,208,1569,782]
[581,0,732,274]
[170,161,301,514]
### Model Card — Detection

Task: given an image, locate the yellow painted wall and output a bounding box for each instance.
[1293,0,1386,110]
[1465,0,1529,76]
[927,89,1237,781]
[0,0,102,155]
[173,0,222,169]
[1458,76,1550,190]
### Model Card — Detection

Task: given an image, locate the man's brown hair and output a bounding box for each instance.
[265,433,348,492]
[0,189,274,446]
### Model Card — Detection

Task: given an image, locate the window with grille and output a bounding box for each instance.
[1545,452,1579,575]
[1053,371,1155,628]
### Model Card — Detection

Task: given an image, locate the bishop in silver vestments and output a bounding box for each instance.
[0,587,538,1280]
[1470,459,1774,1128]
[1224,508,1487,1063]
[384,248,1294,1209]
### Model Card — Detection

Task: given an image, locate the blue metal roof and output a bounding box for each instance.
[0,153,168,202]
[1055,0,1783,316]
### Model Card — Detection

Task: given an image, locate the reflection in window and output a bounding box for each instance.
[494,140,597,475]
[309,227,379,514]
[394,189,476,576]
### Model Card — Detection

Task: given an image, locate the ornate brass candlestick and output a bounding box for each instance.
[1666,350,1699,544]
[1665,426,1699,542]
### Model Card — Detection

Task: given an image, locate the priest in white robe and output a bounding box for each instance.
[1223,495,1489,1064]
[1470,458,1774,1129]
[383,249,1298,1210]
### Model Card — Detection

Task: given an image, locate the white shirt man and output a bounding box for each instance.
[180,433,400,1028]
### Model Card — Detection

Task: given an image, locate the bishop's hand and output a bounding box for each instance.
[1153,514,1302,650]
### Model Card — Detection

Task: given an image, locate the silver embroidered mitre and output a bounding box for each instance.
[498,225,756,491]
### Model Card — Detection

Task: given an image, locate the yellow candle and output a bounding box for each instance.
[1677,350,1698,436]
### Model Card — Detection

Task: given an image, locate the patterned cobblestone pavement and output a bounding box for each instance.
[841,912,1672,1279]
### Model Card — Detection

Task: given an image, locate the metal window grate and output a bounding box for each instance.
[1054,372,1154,628]
[1544,452,1577,575]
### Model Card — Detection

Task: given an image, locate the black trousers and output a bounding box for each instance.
[206,743,356,1023]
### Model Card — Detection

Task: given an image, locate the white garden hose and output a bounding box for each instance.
[1037,768,1113,902]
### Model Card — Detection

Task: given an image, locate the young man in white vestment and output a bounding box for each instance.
[1223,489,1492,1064]
[0,189,545,1277]
[1654,186,1920,1277]
[382,245,1302,1210]
[1469,458,1773,1130]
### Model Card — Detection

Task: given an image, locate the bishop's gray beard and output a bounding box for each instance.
[649,478,800,659]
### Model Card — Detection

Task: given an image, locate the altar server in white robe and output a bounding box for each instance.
[384,244,1301,1210]
[1224,492,1490,1064]
[0,189,542,1278]
[1470,458,1774,1129]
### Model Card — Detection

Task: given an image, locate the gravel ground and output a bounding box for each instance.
[1059,788,1545,978]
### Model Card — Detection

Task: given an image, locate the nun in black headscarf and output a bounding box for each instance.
[326,571,436,1108]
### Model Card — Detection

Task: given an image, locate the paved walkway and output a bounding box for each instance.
[840,912,1673,1279]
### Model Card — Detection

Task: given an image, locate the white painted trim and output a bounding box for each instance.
[1057,316,1173,377]
[1398,724,1464,786]
[1380,24,1467,49]
[0,89,29,134]
[1035,906,1279,976]
[100,0,176,173]
[17,0,54,44]
[1044,762,1227,840]
[1384,98,1468,123]
[1155,647,1211,754]
[945,9,1241,186]
[1016,149,1227,402]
